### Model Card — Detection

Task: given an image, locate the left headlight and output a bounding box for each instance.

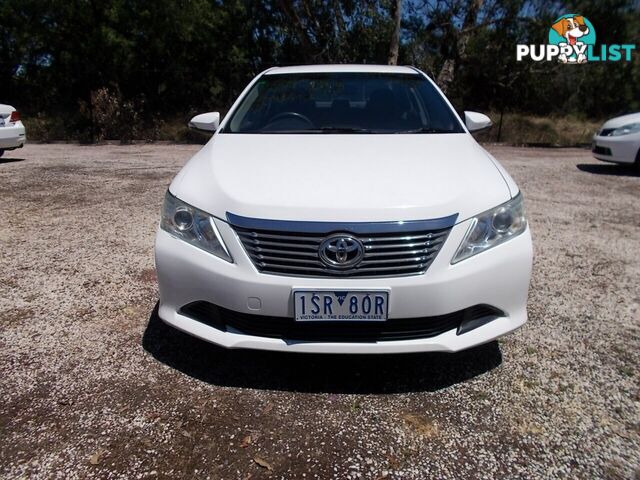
[610,123,640,136]
[452,193,527,264]
[160,191,233,263]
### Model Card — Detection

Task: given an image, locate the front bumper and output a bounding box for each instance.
[0,122,26,150]
[155,218,533,354]
[592,133,639,164]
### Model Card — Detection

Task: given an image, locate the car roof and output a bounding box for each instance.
[264,64,420,75]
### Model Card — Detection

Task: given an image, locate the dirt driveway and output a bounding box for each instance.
[0,144,638,479]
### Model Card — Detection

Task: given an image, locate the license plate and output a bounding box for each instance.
[293,290,388,321]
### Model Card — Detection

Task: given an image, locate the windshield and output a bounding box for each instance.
[223,72,465,134]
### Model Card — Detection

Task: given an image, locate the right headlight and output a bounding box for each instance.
[452,193,527,264]
[160,191,233,262]
[610,123,640,136]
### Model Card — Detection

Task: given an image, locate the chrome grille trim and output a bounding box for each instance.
[228,213,456,278]
[227,212,458,234]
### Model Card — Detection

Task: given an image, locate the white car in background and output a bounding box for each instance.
[155,65,533,354]
[0,104,26,156]
[592,112,640,167]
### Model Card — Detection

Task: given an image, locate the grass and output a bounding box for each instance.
[618,366,634,377]
[21,115,206,144]
[22,113,604,147]
[475,112,603,146]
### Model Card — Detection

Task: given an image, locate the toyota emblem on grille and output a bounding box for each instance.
[319,234,364,269]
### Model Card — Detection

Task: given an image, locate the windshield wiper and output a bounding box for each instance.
[251,127,375,134]
[394,127,454,134]
[252,127,453,134]
[313,127,375,134]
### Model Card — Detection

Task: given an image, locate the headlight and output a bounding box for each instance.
[611,123,640,136]
[452,194,527,264]
[160,191,233,262]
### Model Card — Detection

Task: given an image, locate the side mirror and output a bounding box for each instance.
[188,112,220,132]
[464,111,492,133]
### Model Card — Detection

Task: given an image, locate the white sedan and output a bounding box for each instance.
[0,104,26,156]
[592,112,640,166]
[155,64,533,354]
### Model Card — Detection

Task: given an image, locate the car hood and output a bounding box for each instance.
[600,112,640,129]
[170,133,513,224]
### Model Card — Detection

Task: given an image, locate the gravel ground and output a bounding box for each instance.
[0,143,638,479]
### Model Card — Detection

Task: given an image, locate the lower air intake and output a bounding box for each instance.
[179,302,503,342]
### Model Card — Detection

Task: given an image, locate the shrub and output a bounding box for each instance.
[22,113,67,142]
[79,87,141,143]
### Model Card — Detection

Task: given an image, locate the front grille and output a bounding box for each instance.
[229,216,454,278]
[592,145,612,155]
[180,302,503,342]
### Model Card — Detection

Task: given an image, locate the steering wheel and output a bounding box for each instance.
[267,111,313,127]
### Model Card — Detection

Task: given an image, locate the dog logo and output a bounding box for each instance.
[548,14,596,63]
[517,15,635,63]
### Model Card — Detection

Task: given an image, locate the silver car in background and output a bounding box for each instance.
[592,112,640,167]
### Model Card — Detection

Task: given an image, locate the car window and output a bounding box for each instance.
[224,72,464,134]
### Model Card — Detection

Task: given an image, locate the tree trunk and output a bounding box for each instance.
[387,0,402,65]
[436,0,483,93]
[436,59,455,94]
